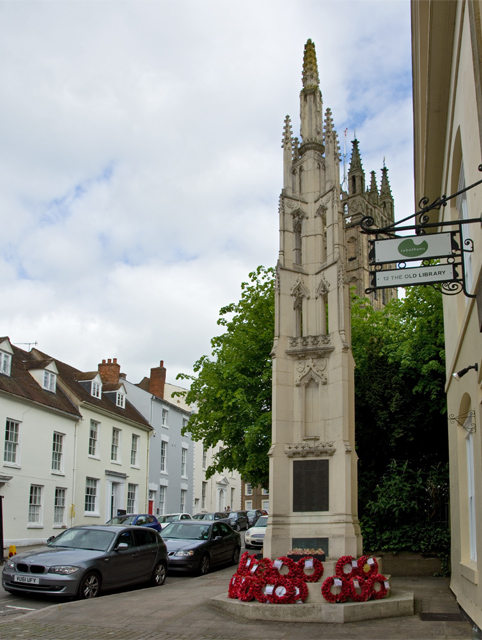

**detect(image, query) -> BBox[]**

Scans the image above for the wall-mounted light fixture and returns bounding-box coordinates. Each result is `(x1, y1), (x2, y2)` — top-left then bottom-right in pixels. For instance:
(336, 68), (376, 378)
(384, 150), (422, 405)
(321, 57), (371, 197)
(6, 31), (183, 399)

(452, 363), (478, 381)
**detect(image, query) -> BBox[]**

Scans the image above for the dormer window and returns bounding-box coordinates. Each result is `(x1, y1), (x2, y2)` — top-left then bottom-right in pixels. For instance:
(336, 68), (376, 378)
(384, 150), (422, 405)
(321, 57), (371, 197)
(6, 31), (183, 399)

(116, 392), (125, 408)
(43, 370), (56, 393)
(91, 381), (102, 398)
(0, 351), (12, 376)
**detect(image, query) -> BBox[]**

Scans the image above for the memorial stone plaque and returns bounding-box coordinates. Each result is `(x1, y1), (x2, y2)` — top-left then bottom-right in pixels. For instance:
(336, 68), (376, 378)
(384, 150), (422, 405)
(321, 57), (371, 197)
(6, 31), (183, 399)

(293, 459), (329, 512)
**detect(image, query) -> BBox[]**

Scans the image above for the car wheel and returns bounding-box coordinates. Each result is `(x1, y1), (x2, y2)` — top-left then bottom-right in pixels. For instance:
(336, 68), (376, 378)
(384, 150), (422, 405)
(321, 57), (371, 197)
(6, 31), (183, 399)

(198, 554), (210, 575)
(232, 546), (241, 565)
(78, 571), (101, 599)
(150, 561), (167, 586)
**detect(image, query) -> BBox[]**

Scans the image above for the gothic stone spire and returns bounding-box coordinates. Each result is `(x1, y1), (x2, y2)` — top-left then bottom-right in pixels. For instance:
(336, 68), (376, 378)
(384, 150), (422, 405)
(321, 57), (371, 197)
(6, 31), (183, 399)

(300, 39), (323, 148)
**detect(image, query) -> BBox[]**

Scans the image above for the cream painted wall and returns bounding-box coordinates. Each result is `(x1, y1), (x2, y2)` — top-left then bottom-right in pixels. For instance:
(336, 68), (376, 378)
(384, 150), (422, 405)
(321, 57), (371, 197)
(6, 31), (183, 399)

(0, 395), (78, 546)
(71, 405), (150, 526)
(412, 0), (482, 628)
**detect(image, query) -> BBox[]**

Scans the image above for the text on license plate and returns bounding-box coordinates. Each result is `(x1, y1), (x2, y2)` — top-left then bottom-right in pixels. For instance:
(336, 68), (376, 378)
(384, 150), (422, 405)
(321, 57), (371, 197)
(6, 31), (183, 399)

(14, 575), (40, 584)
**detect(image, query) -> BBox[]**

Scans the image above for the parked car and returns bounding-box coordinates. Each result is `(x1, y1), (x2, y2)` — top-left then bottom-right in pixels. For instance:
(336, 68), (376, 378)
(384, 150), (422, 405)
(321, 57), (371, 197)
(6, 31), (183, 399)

(2, 525), (168, 599)
(246, 509), (264, 527)
(245, 515), (268, 549)
(158, 513), (192, 530)
(106, 514), (162, 532)
(162, 519), (241, 575)
(192, 512), (229, 523)
(226, 510), (248, 531)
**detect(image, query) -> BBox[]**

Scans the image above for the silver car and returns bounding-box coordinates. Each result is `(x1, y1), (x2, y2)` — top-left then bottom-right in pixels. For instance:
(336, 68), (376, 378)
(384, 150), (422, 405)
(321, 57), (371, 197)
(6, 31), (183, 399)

(2, 525), (168, 599)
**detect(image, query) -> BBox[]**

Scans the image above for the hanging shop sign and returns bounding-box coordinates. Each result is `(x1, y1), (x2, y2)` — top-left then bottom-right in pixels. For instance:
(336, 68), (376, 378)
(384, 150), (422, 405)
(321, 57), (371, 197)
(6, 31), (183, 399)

(372, 264), (455, 289)
(359, 164), (482, 298)
(372, 232), (453, 264)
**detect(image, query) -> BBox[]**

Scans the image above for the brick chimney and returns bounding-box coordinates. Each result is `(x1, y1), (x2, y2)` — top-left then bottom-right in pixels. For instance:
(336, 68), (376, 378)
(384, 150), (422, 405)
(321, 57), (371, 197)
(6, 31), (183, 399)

(149, 360), (166, 399)
(98, 358), (121, 384)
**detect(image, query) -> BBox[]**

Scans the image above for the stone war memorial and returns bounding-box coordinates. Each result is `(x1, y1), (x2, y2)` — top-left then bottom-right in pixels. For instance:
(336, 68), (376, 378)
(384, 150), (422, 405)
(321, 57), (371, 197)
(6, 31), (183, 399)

(263, 38), (361, 562)
(213, 39), (415, 623)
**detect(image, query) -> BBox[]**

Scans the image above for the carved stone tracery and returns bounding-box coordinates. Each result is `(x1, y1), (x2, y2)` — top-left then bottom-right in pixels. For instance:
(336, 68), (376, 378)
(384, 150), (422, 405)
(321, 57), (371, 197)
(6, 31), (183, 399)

(284, 442), (336, 457)
(295, 357), (327, 386)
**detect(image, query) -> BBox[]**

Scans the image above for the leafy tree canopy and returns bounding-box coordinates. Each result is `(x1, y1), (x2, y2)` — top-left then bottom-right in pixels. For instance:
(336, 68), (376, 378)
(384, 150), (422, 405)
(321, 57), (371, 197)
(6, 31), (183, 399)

(178, 266), (274, 487)
(351, 285), (447, 506)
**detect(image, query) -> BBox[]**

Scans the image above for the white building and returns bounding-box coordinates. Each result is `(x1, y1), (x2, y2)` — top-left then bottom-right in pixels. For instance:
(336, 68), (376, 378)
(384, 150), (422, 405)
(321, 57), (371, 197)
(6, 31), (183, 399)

(0, 340), (152, 549)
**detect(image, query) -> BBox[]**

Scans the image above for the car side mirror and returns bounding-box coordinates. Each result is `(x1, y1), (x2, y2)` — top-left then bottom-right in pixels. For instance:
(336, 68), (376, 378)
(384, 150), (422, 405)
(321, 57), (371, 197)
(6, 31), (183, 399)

(214, 535), (222, 541)
(47, 535), (56, 545)
(116, 542), (129, 551)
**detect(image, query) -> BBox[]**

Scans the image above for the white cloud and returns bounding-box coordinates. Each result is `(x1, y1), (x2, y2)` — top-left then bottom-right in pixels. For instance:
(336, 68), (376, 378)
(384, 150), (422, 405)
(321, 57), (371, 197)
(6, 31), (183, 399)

(0, 0), (413, 383)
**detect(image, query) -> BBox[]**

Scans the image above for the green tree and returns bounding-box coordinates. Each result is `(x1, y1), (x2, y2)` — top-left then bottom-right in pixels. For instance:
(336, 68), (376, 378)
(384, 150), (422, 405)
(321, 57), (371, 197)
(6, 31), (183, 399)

(351, 286), (449, 567)
(178, 266), (274, 487)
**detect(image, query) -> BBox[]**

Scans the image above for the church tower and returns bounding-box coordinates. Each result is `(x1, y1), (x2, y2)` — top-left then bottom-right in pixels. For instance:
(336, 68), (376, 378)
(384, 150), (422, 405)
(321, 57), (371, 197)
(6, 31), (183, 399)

(263, 40), (362, 560)
(342, 140), (397, 309)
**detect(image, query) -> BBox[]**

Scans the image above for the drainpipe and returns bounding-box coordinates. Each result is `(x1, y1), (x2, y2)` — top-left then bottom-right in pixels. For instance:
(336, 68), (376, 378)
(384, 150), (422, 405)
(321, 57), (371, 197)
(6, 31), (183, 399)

(71, 418), (82, 527)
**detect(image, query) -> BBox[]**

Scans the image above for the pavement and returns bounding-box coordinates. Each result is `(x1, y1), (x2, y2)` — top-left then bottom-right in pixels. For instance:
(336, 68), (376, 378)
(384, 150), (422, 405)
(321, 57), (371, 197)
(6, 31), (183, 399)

(0, 564), (476, 640)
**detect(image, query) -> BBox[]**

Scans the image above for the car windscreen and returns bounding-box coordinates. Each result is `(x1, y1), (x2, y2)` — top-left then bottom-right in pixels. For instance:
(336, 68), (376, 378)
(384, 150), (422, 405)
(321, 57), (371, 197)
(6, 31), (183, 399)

(193, 513), (213, 520)
(161, 523), (211, 540)
(254, 516), (268, 527)
(107, 515), (136, 525)
(49, 528), (116, 551)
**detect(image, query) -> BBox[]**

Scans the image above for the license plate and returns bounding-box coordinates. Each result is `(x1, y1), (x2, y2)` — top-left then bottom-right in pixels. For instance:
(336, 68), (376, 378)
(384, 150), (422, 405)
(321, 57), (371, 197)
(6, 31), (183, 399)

(14, 575), (40, 584)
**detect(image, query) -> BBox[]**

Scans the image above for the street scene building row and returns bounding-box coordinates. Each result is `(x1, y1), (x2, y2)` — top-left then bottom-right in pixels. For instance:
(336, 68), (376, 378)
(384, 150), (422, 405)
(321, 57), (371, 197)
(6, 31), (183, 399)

(0, 338), (241, 547)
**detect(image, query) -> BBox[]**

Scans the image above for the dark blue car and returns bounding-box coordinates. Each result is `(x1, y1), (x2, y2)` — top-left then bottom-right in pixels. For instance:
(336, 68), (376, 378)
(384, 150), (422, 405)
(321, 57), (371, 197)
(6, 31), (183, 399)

(106, 514), (162, 533)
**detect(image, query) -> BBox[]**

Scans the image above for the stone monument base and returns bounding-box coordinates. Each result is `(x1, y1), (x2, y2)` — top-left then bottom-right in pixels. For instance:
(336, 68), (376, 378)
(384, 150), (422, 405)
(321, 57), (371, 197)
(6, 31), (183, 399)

(211, 589), (414, 624)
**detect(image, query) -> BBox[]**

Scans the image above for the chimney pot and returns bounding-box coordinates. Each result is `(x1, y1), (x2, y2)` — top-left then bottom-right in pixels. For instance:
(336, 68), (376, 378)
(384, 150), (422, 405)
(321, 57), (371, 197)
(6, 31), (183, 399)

(98, 358), (121, 384)
(149, 361), (166, 399)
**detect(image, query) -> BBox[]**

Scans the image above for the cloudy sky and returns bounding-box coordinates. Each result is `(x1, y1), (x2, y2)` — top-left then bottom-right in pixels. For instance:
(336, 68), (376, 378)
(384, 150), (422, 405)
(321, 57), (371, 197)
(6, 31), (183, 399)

(0, 0), (413, 385)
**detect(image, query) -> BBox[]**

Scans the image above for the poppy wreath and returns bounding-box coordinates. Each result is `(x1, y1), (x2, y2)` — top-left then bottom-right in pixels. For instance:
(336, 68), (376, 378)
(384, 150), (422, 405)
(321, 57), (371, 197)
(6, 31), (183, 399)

(238, 552), (258, 576)
(348, 576), (371, 602)
(267, 577), (297, 604)
(291, 576), (309, 602)
(366, 573), (388, 600)
(237, 576), (257, 602)
(357, 555), (379, 579)
(297, 556), (324, 583)
(321, 575), (351, 603)
(272, 556), (302, 580)
(335, 555), (359, 580)
(255, 557), (277, 581)
(251, 578), (272, 603)
(228, 573), (243, 599)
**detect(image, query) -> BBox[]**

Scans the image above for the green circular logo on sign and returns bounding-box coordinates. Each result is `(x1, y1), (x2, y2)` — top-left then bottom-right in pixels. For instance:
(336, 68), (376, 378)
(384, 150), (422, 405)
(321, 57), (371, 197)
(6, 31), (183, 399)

(398, 238), (429, 258)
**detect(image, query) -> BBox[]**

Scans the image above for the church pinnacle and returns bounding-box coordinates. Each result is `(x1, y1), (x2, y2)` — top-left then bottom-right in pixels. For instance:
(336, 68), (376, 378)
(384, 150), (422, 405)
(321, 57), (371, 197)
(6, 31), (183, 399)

(349, 139), (363, 172)
(299, 39), (323, 148)
(379, 164), (393, 200)
(302, 39), (320, 89)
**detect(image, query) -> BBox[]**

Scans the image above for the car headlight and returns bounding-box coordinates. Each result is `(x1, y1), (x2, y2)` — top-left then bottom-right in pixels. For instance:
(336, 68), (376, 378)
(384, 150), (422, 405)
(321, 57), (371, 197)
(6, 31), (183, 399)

(48, 565), (80, 575)
(4, 560), (15, 570)
(174, 550), (195, 557)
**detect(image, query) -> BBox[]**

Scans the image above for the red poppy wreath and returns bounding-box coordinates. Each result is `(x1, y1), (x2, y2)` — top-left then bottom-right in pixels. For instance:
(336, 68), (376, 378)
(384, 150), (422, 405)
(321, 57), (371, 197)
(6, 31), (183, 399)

(357, 555), (379, 579)
(237, 576), (257, 602)
(348, 576), (371, 602)
(321, 575), (351, 603)
(297, 556), (324, 582)
(267, 577), (297, 604)
(272, 556), (302, 580)
(291, 576), (309, 602)
(366, 573), (388, 600)
(335, 555), (359, 580)
(251, 578), (272, 603)
(228, 573), (242, 599)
